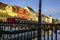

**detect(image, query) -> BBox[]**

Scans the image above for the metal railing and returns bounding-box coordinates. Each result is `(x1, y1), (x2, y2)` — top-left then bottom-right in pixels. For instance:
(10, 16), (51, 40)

(41, 24), (60, 40)
(0, 22), (60, 40)
(0, 22), (38, 40)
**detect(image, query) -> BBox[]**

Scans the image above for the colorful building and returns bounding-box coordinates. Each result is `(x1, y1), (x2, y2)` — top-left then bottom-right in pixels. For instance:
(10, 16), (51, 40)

(24, 6), (38, 21)
(42, 15), (52, 23)
(0, 2), (9, 22)
(17, 7), (30, 20)
(53, 19), (59, 24)
(0, 2), (17, 22)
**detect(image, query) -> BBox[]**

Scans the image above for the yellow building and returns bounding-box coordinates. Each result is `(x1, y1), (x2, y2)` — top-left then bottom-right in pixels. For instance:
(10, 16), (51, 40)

(5, 5), (12, 12)
(0, 2), (39, 22)
(0, 2), (8, 22)
(5, 5), (17, 17)
(0, 2), (17, 22)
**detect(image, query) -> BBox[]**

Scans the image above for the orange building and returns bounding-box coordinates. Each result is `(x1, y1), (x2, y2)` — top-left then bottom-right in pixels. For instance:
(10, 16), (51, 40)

(53, 19), (59, 24)
(17, 8), (30, 20)
(12, 5), (30, 20)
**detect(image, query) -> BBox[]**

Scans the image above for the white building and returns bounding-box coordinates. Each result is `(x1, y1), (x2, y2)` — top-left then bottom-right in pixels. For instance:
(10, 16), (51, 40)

(42, 15), (52, 24)
(48, 15), (52, 23)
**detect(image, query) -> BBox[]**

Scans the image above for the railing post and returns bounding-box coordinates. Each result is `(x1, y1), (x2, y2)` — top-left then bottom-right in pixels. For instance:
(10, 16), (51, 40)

(0, 24), (2, 40)
(54, 25), (57, 40)
(37, 0), (42, 40)
(55, 27), (57, 40)
(37, 26), (41, 40)
(47, 29), (49, 40)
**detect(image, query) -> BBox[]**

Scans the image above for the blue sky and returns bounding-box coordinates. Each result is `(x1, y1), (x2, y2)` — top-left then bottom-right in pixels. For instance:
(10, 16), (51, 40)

(42, 0), (60, 19)
(0, 0), (60, 19)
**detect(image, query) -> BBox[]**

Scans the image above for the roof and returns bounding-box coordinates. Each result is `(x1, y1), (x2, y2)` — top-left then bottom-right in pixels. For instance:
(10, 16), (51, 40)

(42, 15), (45, 17)
(24, 6), (35, 12)
(42, 15), (49, 19)
(0, 2), (8, 10)
(18, 7), (29, 14)
(45, 16), (49, 18)
(12, 5), (22, 12)
(12, 5), (21, 10)
(54, 19), (59, 21)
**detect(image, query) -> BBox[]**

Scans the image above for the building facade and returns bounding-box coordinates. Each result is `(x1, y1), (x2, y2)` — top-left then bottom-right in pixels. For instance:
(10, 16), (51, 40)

(42, 15), (52, 24)
(0, 2), (17, 22)
(24, 6), (38, 21)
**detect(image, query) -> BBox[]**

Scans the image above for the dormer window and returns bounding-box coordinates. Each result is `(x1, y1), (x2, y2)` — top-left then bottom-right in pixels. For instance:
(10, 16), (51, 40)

(5, 5), (12, 12)
(9, 6), (10, 8)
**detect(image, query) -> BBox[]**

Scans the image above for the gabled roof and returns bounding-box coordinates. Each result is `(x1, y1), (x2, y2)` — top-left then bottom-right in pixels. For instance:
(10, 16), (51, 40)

(24, 6), (35, 13)
(12, 5), (21, 10)
(0, 2), (8, 10)
(12, 5), (22, 13)
(42, 15), (49, 19)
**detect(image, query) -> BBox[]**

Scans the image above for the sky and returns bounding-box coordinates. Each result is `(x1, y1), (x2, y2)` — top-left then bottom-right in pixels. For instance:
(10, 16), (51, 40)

(0, 0), (60, 19)
(42, 0), (60, 19)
